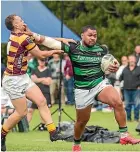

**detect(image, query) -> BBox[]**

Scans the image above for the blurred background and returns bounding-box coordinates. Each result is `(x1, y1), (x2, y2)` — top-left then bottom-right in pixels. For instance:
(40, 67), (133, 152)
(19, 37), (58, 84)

(1, 1), (140, 62)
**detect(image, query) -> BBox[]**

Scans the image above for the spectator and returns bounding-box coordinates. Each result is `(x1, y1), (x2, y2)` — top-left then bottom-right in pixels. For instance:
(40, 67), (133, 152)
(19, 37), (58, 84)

(116, 56), (128, 80)
(64, 53), (74, 105)
(119, 55), (140, 121)
(134, 45), (140, 66)
(115, 56), (128, 99)
(48, 54), (65, 105)
(27, 59), (52, 130)
(1, 57), (6, 78)
(26, 53), (38, 110)
(27, 53), (38, 77)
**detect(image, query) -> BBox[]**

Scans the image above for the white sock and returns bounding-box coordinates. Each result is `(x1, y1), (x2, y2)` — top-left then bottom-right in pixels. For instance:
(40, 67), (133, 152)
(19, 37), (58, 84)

(120, 132), (128, 138)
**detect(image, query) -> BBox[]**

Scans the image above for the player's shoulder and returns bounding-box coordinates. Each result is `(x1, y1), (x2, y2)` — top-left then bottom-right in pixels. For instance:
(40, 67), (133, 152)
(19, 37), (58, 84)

(97, 43), (109, 55)
(69, 41), (80, 50)
(19, 33), (35, 41)
(20, 34), (32, 41)
(21, 34), (35, 45)
(9, 33), (29, 44)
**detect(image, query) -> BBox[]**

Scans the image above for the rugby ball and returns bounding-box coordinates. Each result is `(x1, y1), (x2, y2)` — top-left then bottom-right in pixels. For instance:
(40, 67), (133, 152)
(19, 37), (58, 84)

(101, 54), (119, 72)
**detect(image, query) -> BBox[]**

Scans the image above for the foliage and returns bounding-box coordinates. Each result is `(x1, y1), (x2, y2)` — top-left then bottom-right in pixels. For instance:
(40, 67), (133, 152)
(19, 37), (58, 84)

(42, 1), (140, 61)
(1, 2), (140, 63)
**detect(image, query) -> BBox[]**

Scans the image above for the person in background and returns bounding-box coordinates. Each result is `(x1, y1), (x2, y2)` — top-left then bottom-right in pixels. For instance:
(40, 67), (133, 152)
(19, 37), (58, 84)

(115, 56), (128, 99)
(48, 54), (65, 105)
(1, 57), (6, 78)
(119, 55), (140, 122)
(26, 53), (38, 109)
(134, 45), (140, 66)
(116, 56), (128, 80)
(27, 59), (52, 130)
(64, 53), (74, 105)
(27, 53), (38, 77)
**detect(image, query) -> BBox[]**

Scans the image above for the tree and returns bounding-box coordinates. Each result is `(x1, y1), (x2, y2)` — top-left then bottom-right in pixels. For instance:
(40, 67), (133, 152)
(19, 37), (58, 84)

(42, 1), (140, 61)
(1, 1), (140, 63)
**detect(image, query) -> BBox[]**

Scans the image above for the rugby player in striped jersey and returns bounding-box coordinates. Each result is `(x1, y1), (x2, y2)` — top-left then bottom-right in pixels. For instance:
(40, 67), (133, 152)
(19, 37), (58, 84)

(1, 14), (75, 151)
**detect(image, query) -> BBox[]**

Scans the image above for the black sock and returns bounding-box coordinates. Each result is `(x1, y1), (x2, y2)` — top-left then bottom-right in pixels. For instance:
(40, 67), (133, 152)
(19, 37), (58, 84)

(1, 126), (9, 138)
(119, 126), (128, 133)
(74, 138), (81, 145)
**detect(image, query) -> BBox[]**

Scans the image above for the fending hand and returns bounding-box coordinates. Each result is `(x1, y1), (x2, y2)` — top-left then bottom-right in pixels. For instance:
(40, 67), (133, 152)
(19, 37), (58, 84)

(62, 39), (76, 46)
(23, 25), (33, 36)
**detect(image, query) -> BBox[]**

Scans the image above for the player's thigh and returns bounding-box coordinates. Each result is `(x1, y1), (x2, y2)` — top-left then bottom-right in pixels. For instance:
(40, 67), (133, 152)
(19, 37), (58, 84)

(25, 85), (46, 106)
(11, 97), (27, 116)
(76, 104), (92, 123)
(97, 86), (122, 107)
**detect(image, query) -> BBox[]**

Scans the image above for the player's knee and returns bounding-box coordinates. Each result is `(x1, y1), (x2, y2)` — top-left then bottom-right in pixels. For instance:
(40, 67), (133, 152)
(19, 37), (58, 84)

(18, 108), (28, 118)
(115, 101), (123, 109)
(77, 119), (89, 128)
(77, 117), (90, 126)
(111, 97), (123, 109)
(36, 97), (46, 108)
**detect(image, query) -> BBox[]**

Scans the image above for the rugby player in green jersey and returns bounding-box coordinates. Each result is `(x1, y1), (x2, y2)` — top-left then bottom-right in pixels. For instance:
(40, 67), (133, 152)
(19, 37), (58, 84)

(28, 25), (140, 151)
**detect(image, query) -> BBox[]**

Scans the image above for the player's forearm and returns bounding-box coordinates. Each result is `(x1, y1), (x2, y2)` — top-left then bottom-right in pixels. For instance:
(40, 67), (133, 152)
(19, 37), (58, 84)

(40, 50), (61, 59)
(54, 38), (67, 42)
(32, 32), (62, 49)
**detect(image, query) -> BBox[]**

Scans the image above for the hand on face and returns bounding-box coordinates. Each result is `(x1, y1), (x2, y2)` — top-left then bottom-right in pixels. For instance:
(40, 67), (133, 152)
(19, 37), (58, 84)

(23, 25), (33, 36)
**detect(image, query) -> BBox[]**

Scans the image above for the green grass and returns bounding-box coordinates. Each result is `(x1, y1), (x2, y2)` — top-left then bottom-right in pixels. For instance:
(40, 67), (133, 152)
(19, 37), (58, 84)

(6, 105), (140, 151)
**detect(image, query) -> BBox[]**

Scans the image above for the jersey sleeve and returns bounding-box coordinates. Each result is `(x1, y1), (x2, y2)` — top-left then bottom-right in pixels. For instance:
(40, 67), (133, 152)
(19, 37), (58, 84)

(61, 41), (78, 54)
(61, 42), (70, 53)
(21, 36), (36, 51)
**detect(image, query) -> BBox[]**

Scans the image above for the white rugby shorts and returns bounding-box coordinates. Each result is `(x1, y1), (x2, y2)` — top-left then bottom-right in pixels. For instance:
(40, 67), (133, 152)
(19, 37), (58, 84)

(2, 74), (35, 100)
(74, 78), (112, 109)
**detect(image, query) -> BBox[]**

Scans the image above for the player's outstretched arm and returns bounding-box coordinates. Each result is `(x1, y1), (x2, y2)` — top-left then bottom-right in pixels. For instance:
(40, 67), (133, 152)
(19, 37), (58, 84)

(32, 32), (76, 46)
(24, 26), (71, 53)
(30, 45), (64, 59)
(24, 26), (75, 49)
(54, 37), (76, 45)
(32, 33), (74, 50)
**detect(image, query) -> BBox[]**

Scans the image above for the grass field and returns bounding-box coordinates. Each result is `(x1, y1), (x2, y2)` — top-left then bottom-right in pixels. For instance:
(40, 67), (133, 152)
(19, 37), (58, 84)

(6, 105), (140, 151)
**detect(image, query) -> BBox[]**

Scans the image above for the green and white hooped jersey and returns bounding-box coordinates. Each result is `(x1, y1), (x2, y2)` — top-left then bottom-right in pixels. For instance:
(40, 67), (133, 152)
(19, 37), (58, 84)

(61, 41), (107, 89)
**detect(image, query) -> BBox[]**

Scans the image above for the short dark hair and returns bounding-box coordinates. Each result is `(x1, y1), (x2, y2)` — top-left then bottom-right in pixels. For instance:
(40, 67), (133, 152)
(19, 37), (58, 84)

(128, 54), (136, 58)
(5, 14), (16, 31)
(82, 25), (96, 33)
